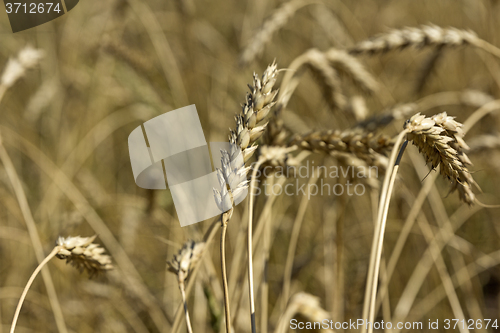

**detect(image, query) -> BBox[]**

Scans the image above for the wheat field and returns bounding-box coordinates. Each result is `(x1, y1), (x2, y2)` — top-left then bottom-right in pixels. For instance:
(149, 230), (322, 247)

(1, 0), (500, 332)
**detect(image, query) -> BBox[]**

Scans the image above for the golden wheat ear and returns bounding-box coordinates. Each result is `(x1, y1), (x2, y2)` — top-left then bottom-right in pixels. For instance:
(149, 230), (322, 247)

(168, 240), (205, 333)
(10, 235), (112, 333)
(55, 235), (113, 277)
(404, 112), (475, 205)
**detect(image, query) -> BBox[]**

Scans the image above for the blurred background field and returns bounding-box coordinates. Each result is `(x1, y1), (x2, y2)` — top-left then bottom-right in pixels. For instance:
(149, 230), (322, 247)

(1, 0), (500, 332)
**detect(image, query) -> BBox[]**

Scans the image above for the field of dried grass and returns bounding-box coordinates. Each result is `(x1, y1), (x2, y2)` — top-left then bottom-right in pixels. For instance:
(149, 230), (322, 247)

(1, 0), (500, 332)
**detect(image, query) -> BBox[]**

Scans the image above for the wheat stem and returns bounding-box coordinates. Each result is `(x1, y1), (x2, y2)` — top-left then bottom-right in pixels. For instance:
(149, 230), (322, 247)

(471, 38), (500, 60)
(361, 130), (408, 333)
(248, 157), (265, 333)
(180, 284), (194, 333)
(220, 216), (231, 333)
(260, 174), (273, 333)
(281, 173), (320, 310)
(462, 99), (500, 133)
(172, 220), (219, 333)
(0, 135), (68, 333)
(10, 246), (61, 333)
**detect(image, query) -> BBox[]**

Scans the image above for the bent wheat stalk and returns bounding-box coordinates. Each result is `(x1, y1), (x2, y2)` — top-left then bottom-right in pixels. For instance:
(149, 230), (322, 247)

(363, 111), (477, 333)
(10, 236), (112, 333)
(10, 247), (60, 333)
(361, 130), (408, 333)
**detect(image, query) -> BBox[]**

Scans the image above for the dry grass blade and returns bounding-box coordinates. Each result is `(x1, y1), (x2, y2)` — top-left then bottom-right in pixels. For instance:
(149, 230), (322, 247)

(404, 112), (476, 204)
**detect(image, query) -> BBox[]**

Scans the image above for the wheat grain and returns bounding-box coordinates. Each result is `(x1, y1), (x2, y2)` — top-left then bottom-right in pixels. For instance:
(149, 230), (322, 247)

(404, 112), (475, 204)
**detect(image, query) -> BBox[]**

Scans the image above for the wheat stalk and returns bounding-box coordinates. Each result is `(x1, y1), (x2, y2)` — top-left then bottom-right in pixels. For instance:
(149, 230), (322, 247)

(213, 62), (279, 333)
(10, 236), (112, 333)
(363, 111), (476, 333)
(168, 240), (205, 333)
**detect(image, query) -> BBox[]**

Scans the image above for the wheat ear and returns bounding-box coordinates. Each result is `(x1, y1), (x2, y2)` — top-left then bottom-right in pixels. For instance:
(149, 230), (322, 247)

(10, 236), (112, 333)
(404, 112), (476, 204)
(290, 128), (393, 167)
(349, 24), (478, 55)
(55, 235), (114, 276)
(349, 24), (500, 61)
(0, 45), (44, 103)
(213, 62), (279, 333)
(168, 240), (205, 333)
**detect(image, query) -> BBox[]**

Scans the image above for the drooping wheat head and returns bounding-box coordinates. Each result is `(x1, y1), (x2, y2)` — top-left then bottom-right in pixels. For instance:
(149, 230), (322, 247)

(55, 235), (113, 277)
(404, 112), (476, 204)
